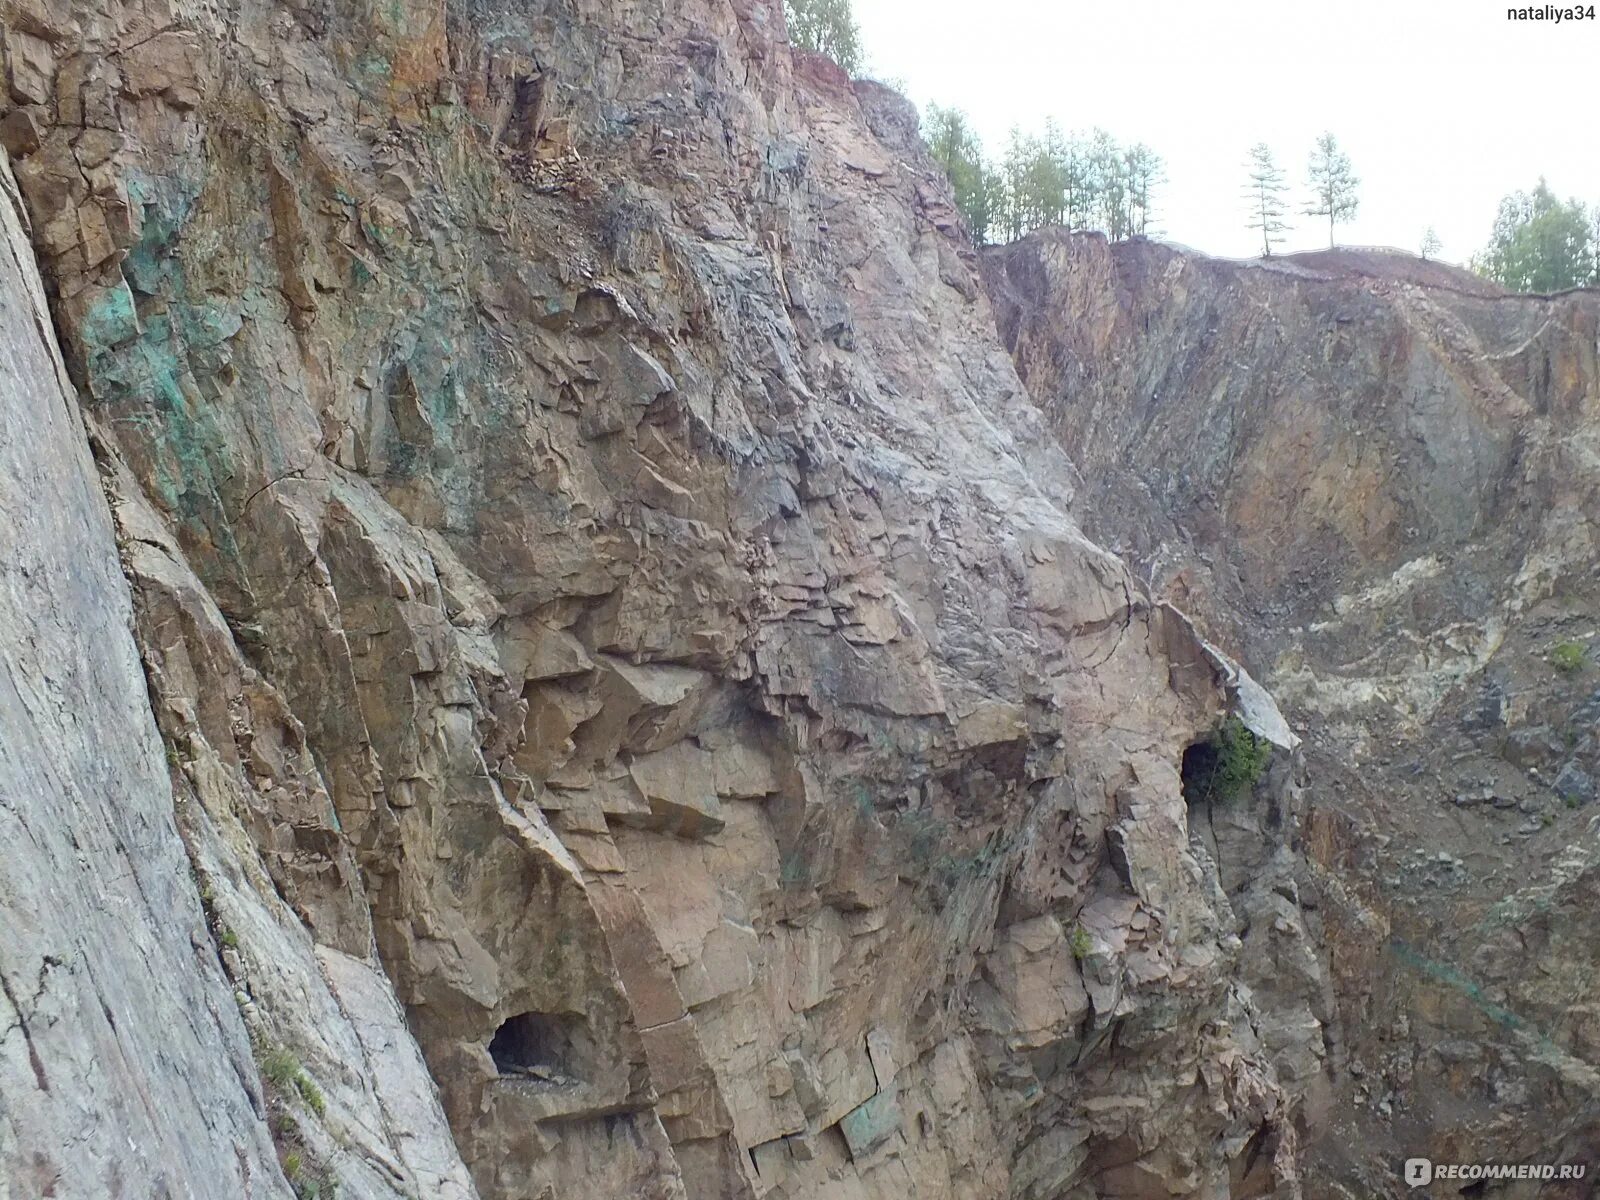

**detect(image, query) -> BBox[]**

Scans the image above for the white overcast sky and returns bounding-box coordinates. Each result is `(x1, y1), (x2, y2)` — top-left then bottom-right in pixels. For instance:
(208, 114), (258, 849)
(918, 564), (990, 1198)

(852, 0), (1598, 261)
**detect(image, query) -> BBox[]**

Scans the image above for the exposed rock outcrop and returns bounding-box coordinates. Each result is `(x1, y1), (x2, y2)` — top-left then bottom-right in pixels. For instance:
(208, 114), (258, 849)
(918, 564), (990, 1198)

(2, 132), (477, 1200)
(1, 140), (292, 1200)
(984, 230), (1600, 1196)
(2, 6), (1324, 1200)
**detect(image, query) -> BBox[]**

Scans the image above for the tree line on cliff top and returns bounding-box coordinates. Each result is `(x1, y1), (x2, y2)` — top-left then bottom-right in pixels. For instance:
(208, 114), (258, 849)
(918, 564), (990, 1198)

(923, 110), (1163, 246)
(928, 114), (1597, 293)
(786, 0), (1599, 293)
(924, 114), (1372, 258)
(1472, 182), (1599, 293)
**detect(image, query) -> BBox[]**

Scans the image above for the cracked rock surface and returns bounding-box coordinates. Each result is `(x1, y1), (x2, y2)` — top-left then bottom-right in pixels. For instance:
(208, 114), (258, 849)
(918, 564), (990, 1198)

(0, 3), (1329, 1198)
(1, 140), (294, 1200)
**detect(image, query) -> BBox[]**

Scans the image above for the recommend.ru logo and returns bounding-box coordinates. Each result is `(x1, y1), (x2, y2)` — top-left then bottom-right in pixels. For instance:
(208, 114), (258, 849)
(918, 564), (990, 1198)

(1404, 1157), (1588, 1188)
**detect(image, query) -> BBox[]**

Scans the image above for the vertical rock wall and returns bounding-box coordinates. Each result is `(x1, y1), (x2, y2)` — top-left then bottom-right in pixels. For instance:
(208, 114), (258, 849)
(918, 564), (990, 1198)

(0, 144), (292, 1199)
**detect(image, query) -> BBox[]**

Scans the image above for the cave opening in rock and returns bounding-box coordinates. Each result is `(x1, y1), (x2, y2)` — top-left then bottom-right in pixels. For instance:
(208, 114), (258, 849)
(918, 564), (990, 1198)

(488, 1011), (580, 1081)
(1181, 717), (1271, 808)
(1181, 737), (1224, 808)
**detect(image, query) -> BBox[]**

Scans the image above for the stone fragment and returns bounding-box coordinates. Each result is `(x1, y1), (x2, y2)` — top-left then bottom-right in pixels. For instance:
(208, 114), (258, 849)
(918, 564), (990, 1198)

(0, 106), (44, 156)
(625, 741), (726, 838)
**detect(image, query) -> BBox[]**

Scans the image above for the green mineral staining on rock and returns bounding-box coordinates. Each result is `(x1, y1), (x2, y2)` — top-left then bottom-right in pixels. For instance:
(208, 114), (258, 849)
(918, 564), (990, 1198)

(121, 173), (198, 295)
(183, 300), (244, 350)
(839, 1087), (902, 1158)
(79, 282), (140, 354)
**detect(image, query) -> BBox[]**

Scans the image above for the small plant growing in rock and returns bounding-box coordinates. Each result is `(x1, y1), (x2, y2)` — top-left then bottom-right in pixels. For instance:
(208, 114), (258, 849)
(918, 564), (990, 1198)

(1184, 716), (1273, 805)
(1069, 923), (1093, 960)
(295, 1074), (327, 1118)
(1216, 717), (1272, 796)
(279, 1145), (339, 1200)
(261, 1046), (302, 1092)
(259, 1045), (327, 1119)
(263, 1048), (338, 1197)
(1550, 641), (1588, 674)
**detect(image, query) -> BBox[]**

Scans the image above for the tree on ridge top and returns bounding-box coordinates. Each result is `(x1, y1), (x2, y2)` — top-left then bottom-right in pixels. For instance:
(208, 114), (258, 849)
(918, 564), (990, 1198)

(1305, 132), (1359, 249)
(786, 0), (862, 75)
(1474, 179), (1594, 293)
(1244, 143), (1291, 257)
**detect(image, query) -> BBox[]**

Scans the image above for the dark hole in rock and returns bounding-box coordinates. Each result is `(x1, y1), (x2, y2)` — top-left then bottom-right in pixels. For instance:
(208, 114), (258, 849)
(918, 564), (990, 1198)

(1181, 738), (1222, 807)
(503, 73), (545, 149)
(488, 1011), (584, 1083)
(1181, 718), (1270, 808)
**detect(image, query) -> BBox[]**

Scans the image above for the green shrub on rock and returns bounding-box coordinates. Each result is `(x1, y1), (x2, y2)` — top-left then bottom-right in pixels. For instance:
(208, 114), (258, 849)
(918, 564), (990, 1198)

(1550, 641), (1587, 674)
(1184, 716), (1272, 806)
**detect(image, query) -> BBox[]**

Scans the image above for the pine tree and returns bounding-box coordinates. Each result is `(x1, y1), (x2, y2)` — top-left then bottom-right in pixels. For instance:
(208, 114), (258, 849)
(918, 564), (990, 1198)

(1035, 119), (1069, 227)
(1420, 227), (1442, 261)
(999, 128), (1040, 242)
(1305, 132), (1359, 248)
(1061, 137), (1094, 231)
(975, 165), (1004, 245)
(1243, 143), (1290, 256)
(1087, 130), (1129, 239)
(785, 0), (861, 74)
(1589, 206), (1600, 284)
(1123, 144), (1163, 237)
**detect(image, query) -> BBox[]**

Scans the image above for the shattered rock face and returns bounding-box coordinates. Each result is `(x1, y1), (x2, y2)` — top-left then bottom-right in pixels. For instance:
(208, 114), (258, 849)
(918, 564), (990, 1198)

(3, 3), (1325, 1198)
(984, 230), (1600, 1194)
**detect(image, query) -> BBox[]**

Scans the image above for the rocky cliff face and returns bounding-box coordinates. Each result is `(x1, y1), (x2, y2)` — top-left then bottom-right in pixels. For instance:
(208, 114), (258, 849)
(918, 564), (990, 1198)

(984, 231), (1600, 1196)
(2, 4), (1321, 1199)
(2, 136), (477, 1200)
(1, 142), (298, 1200)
